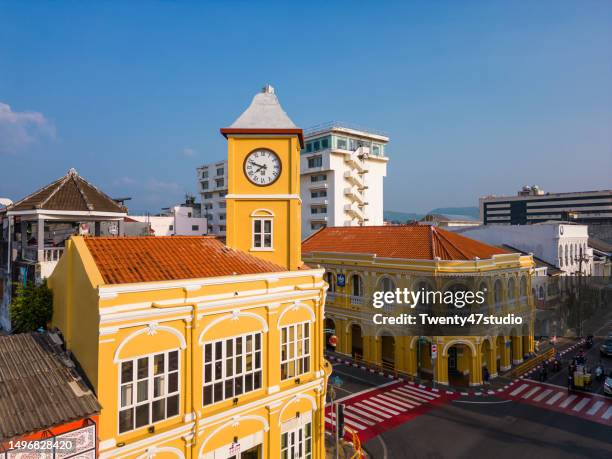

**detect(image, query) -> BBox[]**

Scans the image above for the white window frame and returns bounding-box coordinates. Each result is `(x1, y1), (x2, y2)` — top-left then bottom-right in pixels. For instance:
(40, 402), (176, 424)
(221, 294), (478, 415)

(281, 322), (311, 380)
(118, 349), (181, 435)
(202, 332), (263, 406)
(252, 217), (273, 251)
(281, 415), (313, 459)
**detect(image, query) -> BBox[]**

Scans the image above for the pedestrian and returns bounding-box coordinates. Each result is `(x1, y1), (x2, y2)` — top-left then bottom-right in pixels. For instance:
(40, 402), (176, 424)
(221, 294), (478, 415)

(568, 373), (573, 392)
(483, 367), (490, 386)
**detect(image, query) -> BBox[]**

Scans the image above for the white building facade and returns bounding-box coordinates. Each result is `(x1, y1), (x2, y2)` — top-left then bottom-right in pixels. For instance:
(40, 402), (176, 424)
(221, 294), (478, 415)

(300, 123), (388, 236)
(126, 204), (207, 236)
(196, 161), (228, 234)
(196, 122), (389, 238)
(455, 223), (593, 276)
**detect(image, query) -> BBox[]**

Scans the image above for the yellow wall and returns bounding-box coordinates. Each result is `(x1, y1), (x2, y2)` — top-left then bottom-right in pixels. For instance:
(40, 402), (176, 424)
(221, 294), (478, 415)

(50, 236), (328, 458)
(307, 251), (535, 387)
(225, 136), (302, 271)
(49, 237), (102, 390)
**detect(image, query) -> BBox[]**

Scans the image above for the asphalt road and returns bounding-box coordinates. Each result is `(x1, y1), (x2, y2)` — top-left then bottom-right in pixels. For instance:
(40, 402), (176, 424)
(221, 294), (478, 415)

(364, 395), (612, 459)
(326, 356), (612, 459)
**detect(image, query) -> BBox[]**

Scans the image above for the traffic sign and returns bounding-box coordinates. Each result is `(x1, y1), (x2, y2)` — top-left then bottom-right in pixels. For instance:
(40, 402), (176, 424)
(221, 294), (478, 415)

(328, 335), (338, 347)
(431, 344), (438, 359)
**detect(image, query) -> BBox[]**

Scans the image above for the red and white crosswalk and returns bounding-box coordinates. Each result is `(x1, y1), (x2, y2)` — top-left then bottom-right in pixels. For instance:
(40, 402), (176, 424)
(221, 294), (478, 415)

(325, 381), (457, 442)
(501, 380), (612, 426)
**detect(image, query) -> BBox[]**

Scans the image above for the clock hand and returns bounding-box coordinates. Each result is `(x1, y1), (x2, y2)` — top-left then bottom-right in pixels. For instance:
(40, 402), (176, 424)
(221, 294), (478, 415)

(249, 160), (266, 169)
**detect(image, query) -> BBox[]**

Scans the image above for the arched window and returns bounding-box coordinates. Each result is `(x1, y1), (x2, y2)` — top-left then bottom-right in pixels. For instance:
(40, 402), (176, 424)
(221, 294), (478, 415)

(379, 276), (395, 293)
(325, 272), (335, 293)
(250, 209), (274, 250)
(446, 283), (470, 310)
(538, 286), (545, 300)
(494, 279), (503, 311)
(520, 276), (527, 298)
(507, 278), (515, 301)
(351, 274), (363, 297)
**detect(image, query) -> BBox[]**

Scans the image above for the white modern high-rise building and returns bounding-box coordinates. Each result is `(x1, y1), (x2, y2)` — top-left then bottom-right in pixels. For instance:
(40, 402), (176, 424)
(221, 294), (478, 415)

(196, 122), (389, 237)
(196, 160), (228, 234)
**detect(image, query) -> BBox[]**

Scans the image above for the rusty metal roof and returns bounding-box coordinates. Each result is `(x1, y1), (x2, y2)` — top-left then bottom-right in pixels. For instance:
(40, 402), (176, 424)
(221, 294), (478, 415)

(6, 168), (126, 213)
(0, 333), (100, 442)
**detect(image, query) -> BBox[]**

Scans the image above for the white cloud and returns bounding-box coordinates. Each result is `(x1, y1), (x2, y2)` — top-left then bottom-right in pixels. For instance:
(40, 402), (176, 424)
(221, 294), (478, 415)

(182, 147), (196, 157)
(0, 102), (56, 155)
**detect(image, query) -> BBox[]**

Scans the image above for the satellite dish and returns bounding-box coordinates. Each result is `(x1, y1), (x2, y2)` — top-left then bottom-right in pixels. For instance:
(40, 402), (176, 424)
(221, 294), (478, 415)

(0, 198), (13, 207)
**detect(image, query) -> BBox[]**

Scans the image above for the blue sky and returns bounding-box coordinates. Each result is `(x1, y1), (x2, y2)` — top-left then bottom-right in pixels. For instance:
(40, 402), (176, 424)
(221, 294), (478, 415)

(1, 1), (610, 214)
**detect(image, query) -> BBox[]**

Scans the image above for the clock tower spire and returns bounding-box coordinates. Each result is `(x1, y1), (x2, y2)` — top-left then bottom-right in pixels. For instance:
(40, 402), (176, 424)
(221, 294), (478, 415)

(221, 85), (304, 271)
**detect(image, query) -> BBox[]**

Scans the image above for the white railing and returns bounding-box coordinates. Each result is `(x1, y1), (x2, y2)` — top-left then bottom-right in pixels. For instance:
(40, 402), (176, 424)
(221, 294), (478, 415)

(350, 295), (364, 306)
(43, 247), (64, 262)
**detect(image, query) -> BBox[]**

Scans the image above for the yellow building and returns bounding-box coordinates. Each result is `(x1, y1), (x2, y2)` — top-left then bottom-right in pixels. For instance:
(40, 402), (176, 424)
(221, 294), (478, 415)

(302, 225), (536, 387)
(49, 86), (328, 459)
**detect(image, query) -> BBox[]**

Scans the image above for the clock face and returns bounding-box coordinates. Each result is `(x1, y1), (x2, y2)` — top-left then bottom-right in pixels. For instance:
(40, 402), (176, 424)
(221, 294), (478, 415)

(244, 149), (281, 186)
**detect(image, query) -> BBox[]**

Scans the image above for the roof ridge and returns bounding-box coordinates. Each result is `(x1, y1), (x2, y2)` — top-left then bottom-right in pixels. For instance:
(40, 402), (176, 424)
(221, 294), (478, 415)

(7, 175), (65, 210)
(71, 173), (95, 211)
(37, 171), (73, 209)
(433, 226), (471, 259)
(429, 226), (437, 259)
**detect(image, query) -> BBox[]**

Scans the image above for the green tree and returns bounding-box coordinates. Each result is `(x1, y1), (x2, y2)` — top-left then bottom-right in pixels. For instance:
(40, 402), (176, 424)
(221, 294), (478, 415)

(10, 280), (53, 333)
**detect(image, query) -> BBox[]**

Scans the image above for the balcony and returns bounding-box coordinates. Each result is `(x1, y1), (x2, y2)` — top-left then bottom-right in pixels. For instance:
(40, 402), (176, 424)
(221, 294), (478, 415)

(310, 197), (328, 206)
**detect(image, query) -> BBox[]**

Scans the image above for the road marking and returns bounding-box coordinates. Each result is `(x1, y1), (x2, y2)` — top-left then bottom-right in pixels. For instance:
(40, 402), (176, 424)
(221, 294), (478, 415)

(344, 409), (375, 426)
(586, 400), (604, 416)
(329, 375), (398, 403)
(572, 398), (590, 412)
(345, 405), (383, 423)
(602, 406), (612, 420)
(394, 386), (434, 402)
(392, 389), (429, 405)
(559, 395), (577, 408)
(510, 383), (528, 396)
(522, 387), (541, 399)
(384, 391), (422, 407)
(371, 396), (409, 412)
(546, 392), (564, 405)
(377, 394), (415, 410)
(362, 398), (401, 415)
(344, 416), (368, 430)
(355, 402), (391, 419)
(400, 385), (439, 398)
(533, 389), (552, 402)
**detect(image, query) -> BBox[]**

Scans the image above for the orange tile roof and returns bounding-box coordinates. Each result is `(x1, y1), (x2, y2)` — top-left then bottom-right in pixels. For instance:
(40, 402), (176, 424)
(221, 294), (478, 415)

(302, 225), (510, 261)
(83, 236), (286, 285)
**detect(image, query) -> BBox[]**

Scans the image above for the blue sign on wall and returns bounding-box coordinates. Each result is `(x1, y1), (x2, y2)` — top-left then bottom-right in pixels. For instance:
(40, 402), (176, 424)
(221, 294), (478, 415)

(337, 274), (346, 287)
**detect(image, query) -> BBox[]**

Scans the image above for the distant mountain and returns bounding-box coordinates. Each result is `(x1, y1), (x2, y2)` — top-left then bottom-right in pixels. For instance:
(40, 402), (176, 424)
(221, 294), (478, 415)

(383, 211), (423, 223)
(428, 206), (480, 219)
(384, 206), (480, 223)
